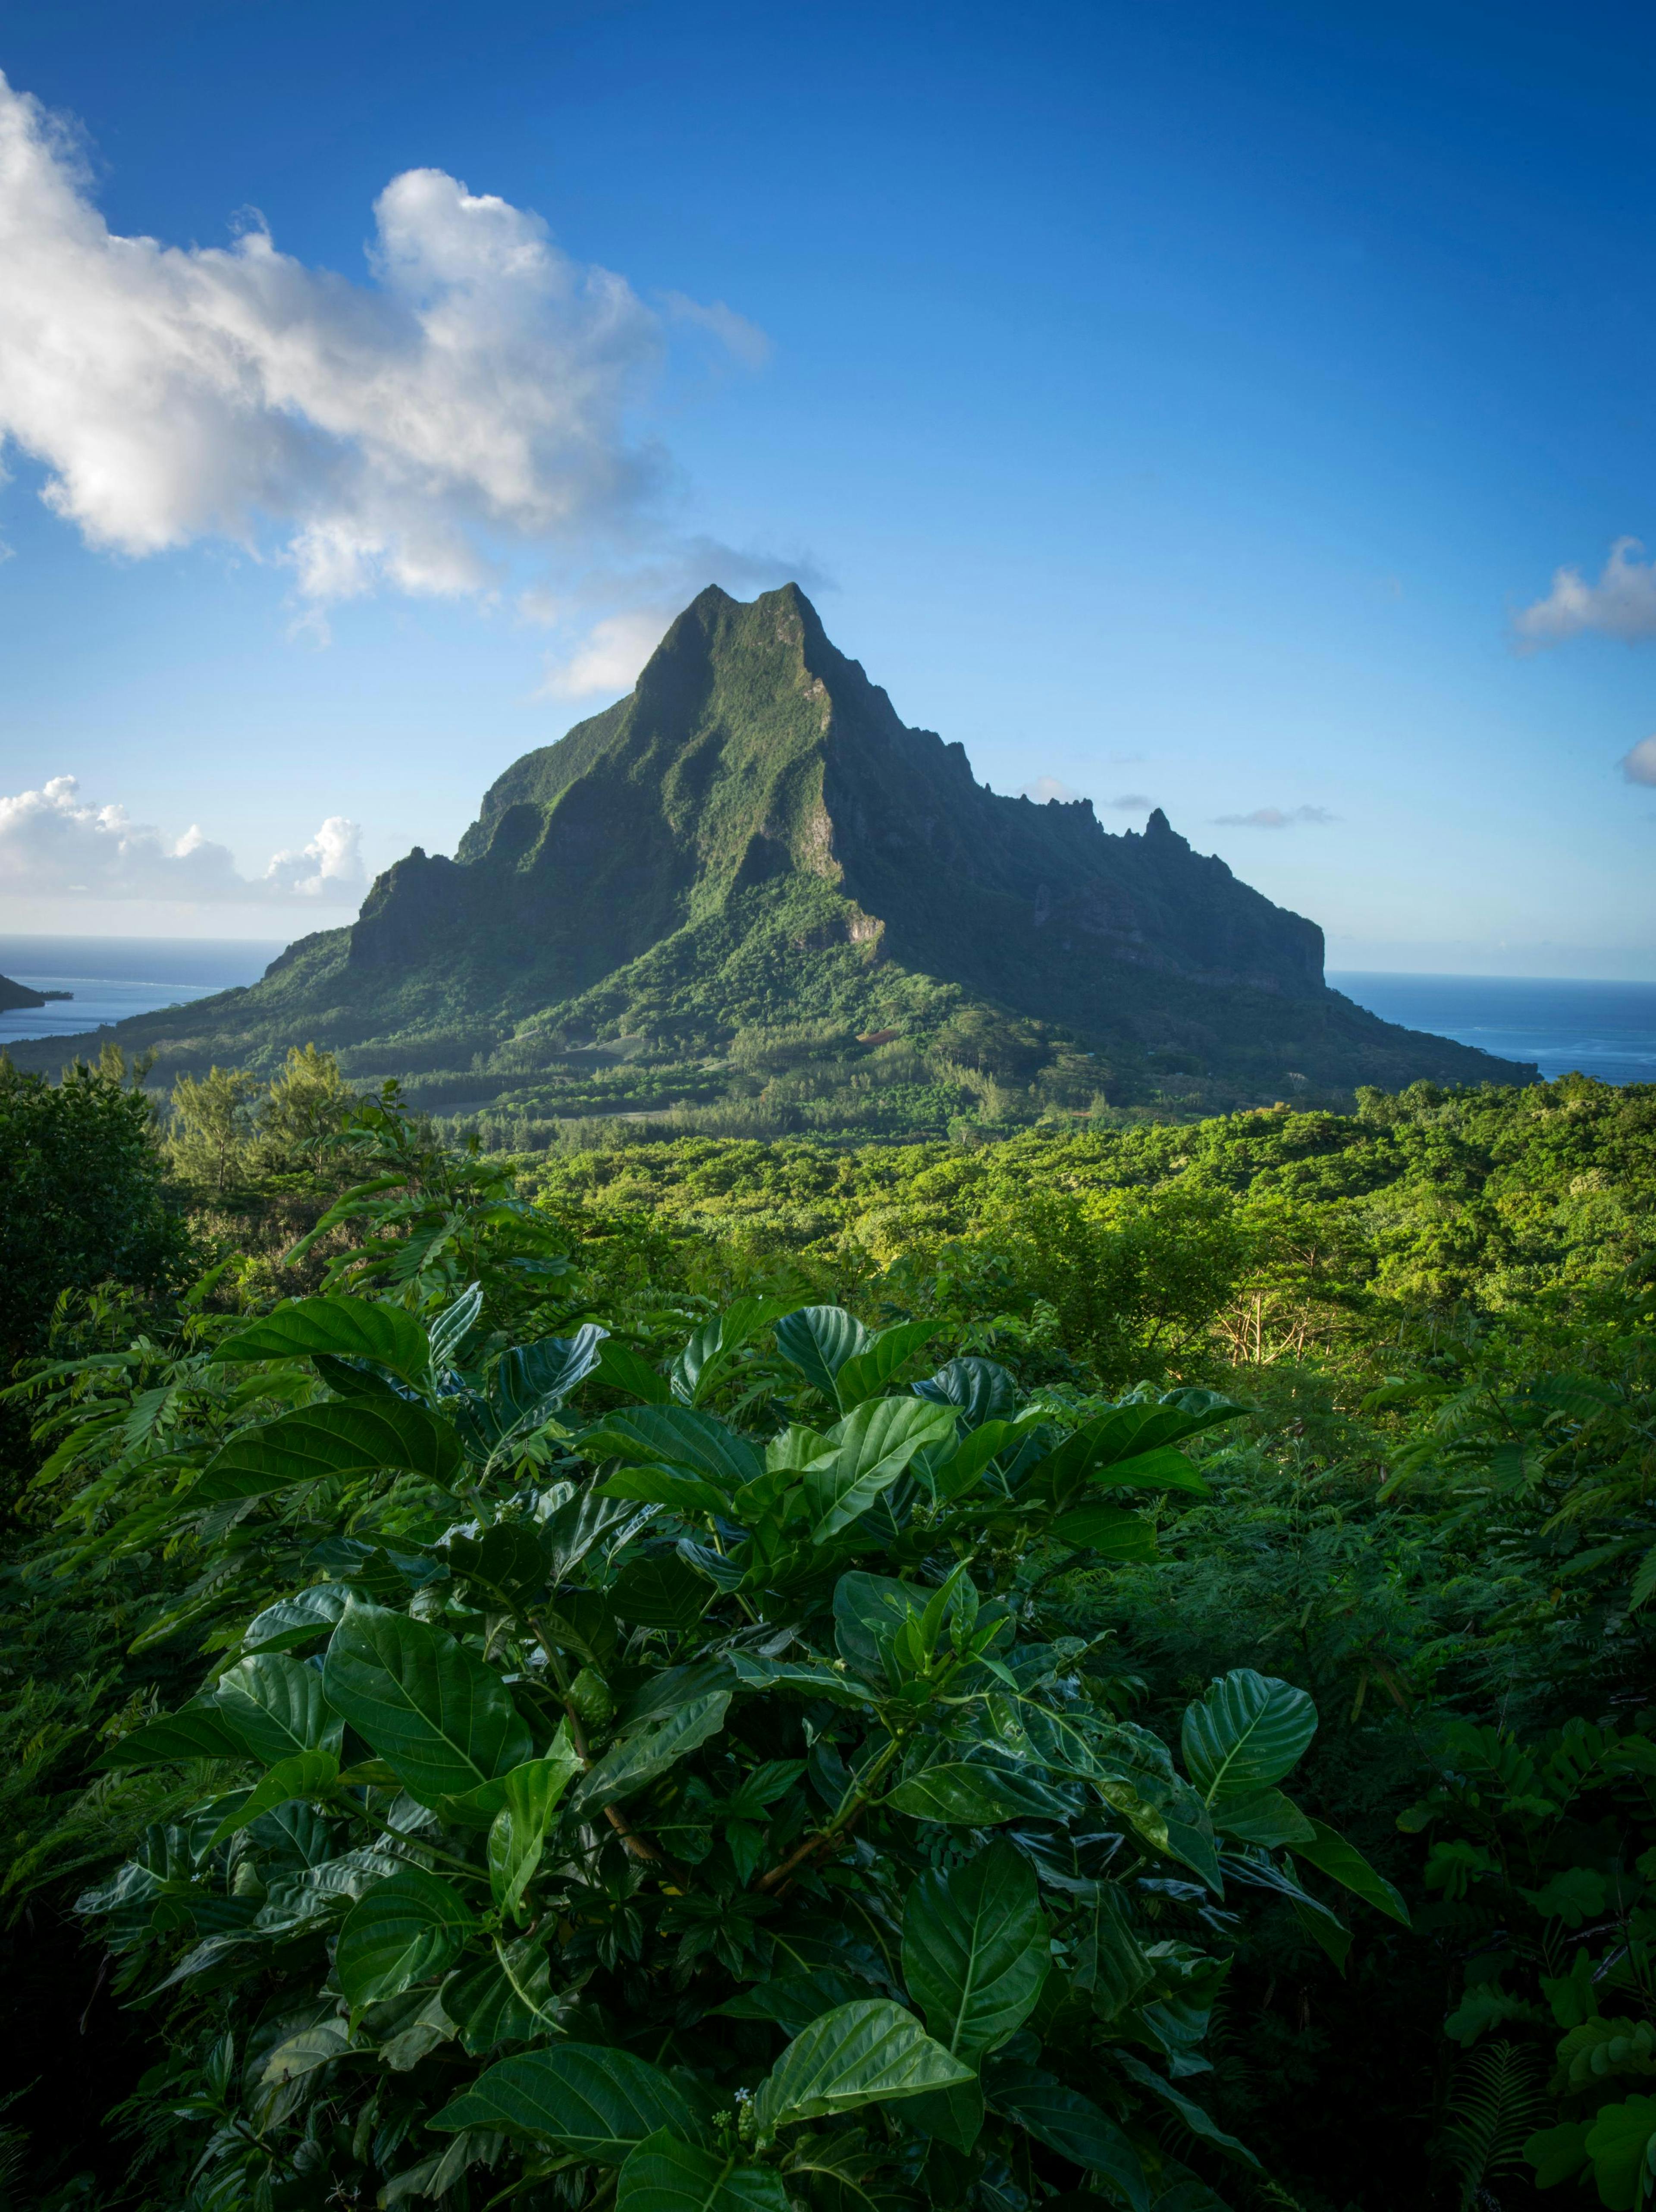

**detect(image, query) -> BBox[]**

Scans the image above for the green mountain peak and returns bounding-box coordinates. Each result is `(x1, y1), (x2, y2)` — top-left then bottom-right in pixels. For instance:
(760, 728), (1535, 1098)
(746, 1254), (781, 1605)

(9, 583), (1533, 1111)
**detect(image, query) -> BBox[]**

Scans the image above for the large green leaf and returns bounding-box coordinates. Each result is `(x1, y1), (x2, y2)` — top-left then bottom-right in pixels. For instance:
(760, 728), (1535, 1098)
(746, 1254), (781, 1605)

(886, 1753), (1078, 1825)
(488, 1738), (582, 1918)
(242, 1584), (351, 1655)
(1209, 1786), (1315, 1848)
(1291, 1819), (1410, 1925)
(215, 1654), (342, 1766)
(572, 1692), (731, 1816)
(494, 1326), (608, 1424)
(585, 1406), (763, 1492)
(715, 1970), (872, 2037)
(1051, 1502), (1159, 1561)
(1114, 2052), (1261, 2168)
(335, 1866), (477, 2009)
(94, 1698), (248, 1769)
(753, 2000), (974, 2136)
(985, 2062), (1151, 2210)
(431, 2045), (709, 2161)
(617, 2131), (791, 2212)
(1584, 2096), (1656, 2212)
(805, 1399), (957, 1538)
(180, 1401), (461, 1506)
(1027, 1397), (1243, 1506)
(834, 1572), (927, 1681)
(207, 1750), (340, 1844)
(775, 1307), (870, 1402)
(1084, 1445), (1212, 1498)
(901, 1839), (1049, 2058)
(211, 1297), (431, 1382)
(1180, 1670), (1317, 1802)
(595, 1339), (674, 1404)
(444, 1936), (557, 2054)
(832, 1320), (941, 1411)
(322, 1602), (532, 1805)
(913, 1357), (1018, 1430)
(610, 1553), (712, 1630)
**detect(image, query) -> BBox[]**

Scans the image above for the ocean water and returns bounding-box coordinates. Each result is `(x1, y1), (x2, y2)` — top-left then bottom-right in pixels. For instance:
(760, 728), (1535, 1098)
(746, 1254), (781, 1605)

(3, 939), (1652, 1088)
(1331, 973), (1656, 1087)
(0, 936), (286, 1048)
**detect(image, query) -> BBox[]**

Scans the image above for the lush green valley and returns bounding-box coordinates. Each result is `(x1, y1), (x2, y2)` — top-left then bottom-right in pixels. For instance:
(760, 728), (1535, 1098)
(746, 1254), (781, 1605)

(1, 1049), (1652, 2212)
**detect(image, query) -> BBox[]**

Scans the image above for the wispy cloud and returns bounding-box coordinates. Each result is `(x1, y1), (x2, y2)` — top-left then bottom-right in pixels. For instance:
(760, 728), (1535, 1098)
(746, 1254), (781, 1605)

(1214, 804), (1336, 829)
(1101, 792), (1153, 811)
(1515, 537), (1656, 647)
(0, 72), (765, 610)
(0, 776), (367, 903)
(1623, 735), (1656, 786)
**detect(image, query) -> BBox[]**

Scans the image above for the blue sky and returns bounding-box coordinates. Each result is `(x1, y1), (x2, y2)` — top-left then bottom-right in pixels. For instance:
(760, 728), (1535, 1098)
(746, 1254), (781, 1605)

(1, 0), (1653, 972)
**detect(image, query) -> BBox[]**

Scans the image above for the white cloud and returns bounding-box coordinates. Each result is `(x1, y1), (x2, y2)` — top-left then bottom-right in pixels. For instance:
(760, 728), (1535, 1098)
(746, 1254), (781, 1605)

(0, 73), (765, 606)
(0, 776), (367, 903)
(1214, 804), (1336, 829)
(527, 539), (832, 701)
(539, 610), (671, 700)
(1623, 735), (1656, 786)
(1515, 537), (1656, 647)
(1019, 775), (1082, 804)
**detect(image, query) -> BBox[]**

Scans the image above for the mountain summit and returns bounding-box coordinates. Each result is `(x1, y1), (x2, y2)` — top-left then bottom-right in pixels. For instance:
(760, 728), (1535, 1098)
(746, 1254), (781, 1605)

(13, 584), (1530, 1109)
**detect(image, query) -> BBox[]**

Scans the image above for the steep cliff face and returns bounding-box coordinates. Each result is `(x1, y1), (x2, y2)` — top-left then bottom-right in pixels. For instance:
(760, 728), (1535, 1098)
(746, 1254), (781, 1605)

(4, 582), (1532, 1098)
(345, 582), (1326, 1025)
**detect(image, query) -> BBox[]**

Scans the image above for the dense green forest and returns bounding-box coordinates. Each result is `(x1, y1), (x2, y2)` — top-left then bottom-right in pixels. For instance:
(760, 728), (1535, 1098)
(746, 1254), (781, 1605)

(1, 1045), (1653, 2212)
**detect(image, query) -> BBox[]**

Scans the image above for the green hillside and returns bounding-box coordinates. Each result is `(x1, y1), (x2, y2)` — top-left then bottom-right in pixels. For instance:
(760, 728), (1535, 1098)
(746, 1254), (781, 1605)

(5, 584), (1532, 1130)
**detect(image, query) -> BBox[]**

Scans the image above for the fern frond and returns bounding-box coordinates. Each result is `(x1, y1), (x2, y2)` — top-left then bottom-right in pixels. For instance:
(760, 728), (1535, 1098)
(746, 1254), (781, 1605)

(1441, 2040), (1546, 2211)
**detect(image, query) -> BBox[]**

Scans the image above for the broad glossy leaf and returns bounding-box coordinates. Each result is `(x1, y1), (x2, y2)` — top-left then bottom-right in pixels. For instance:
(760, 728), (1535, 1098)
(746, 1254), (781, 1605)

(494, 1325), (608, 1425)
(1085, 1445), (1211, 1498)
(336, 1866), (477, 2008)
(431, 2044), (709, 2161)
(208, 1750), (340, 1845)
(445, 1936), (556, 2054)
(716, 1970), (872, 2037)
(753, 2000), (974, 2135)
(887, 1752), (1079, 1825)
(1051, 1502), (1158, 1560)
(896, 2078), (986, 2153)
(322, 1601), (532, 1805)
(833, 1320), (941, 1411)
(259, 2021), (351, 2089)
(243, 1583), (351, 1654)
(618, 2130), (791, 2212)
(440, 1521), (549, 1609)
(95, 1698), (248, 1769)
(586, 1406), (763, 1491)
(775, 1307), (870, 1402)
(1584, 2096), (1656, 2212)
(727, 1653), (878, 1708)
(834, 1572), (928, 1680)
(985, 2061), (1150, 2210)
(180, 1400), (461, 1506)
(610, 1553), (712, 1629)
(913, 1357), (1018, 1430)
(572, 1692), (731, 1815)
(542, 1490), (645, 1580)
(594, 1339), (673, 1404)
(489, 1736), (582, 1917)
(902, 1839), (1049, 2057)
(211, 1297), (430, 1382)
(428, 1282), (484, 1373)
(1291, 1819), (1411, 1925)
(1524, 2121), (1592, 2190)
(1181, 1671), (1317, 1801)
(1209, 1786), (1315, 1848)
(600, 1467), (732, 1518)
(1028, 1397), (1244, 1506)
(216, 1653), (342, 1766)
(806, 1399), (957, 1538)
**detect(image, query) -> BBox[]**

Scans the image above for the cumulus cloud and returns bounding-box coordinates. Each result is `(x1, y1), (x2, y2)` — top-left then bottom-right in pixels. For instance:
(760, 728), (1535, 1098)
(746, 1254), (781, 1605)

(1623, 735), (1656, 786)
(1214, 805), (1336, 829)
(0, 72), (763, 606)
(1019, 775), (1082, 804)
(1515, 537), (1656, 648)
(0, 776), (367, 902)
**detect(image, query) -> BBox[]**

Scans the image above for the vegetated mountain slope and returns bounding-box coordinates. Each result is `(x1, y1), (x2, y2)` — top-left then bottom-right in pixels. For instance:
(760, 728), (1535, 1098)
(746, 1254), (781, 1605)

(7, 584), (1530, 1108)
